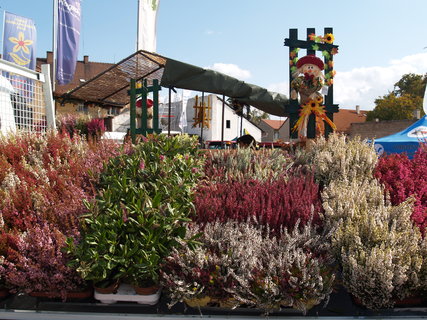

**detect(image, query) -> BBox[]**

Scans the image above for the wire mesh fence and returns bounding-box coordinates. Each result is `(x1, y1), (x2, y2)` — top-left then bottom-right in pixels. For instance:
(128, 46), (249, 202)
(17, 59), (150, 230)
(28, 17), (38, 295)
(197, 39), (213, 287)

(0, 60), (55, 135)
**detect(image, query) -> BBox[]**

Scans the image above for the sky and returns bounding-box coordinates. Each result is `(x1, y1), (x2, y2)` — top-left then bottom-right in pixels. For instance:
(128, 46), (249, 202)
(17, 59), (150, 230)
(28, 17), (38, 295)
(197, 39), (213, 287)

(1, 0), (427, 112)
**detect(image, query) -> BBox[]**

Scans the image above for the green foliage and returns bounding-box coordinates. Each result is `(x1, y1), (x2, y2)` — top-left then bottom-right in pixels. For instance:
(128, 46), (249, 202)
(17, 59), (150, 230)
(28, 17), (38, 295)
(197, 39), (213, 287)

(248, 108), (270, 125)
(366, 93), (423, 121)
(67, 134), (204, 286)
(367, 73), (427, 121)
(393, 73), (427, 97)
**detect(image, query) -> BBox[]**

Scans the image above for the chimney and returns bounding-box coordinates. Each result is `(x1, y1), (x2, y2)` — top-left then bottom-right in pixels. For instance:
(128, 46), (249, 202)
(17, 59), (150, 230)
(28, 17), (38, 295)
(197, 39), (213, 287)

(83, 55), (89, 64)
(414, 109), (421, 119)
(47, 51), (53, 65)
(355, 105), (360, 114)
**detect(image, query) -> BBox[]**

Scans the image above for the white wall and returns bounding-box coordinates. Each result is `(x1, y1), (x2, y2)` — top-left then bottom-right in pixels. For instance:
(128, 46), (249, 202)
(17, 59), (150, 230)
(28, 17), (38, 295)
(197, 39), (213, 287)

(186, 94), (262, 142)
(111, 93), (262, 142)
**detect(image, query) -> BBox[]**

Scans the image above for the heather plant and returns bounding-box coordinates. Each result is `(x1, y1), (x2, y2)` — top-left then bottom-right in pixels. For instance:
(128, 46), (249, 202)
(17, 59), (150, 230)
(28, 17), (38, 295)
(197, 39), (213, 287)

(375, 151), (427, 236)
(2, 222), (86, 301)
(322, 177), (424, 309)
(0, 132), (122, 233)
(203, 148), (294, 182)
(68, 134), (204, 288)
(0, 132), (123, 296)
(86, 118), (106, 139)
(294, 134), (378, 186)
(161, 220), (335, 314)
(194, 172), (322, 232)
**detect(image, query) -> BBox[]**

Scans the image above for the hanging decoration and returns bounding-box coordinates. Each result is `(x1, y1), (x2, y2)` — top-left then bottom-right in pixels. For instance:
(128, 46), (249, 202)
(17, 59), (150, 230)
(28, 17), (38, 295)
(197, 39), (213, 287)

(192, 95), (212, 128)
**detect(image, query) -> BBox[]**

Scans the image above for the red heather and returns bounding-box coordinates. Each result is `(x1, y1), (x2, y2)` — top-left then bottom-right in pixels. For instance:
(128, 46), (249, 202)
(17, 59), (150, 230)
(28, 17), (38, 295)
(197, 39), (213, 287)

(194, 174), (322, 232)
(374, 149), (427, 236)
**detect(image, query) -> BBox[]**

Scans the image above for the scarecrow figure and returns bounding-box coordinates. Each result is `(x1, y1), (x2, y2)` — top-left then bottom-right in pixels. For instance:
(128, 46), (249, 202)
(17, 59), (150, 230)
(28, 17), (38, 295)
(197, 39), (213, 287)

(290, 55), (336, 138)
(290, 55), (325, 105)
(136, 98), (154, 129)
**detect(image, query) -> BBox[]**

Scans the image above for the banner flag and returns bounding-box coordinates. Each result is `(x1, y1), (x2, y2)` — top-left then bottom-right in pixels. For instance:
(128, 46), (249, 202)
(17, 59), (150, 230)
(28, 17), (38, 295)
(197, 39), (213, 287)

(56, 0), (81, 85)
(2, 12), (37, 70)
(137, 0), (160, 52)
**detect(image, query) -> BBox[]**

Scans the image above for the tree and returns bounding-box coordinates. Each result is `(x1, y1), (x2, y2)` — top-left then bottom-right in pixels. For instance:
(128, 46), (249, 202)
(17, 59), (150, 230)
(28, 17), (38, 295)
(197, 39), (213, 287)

(393, 73), (427, 97)
(248, 108), (270, 125)
(366, 93), (422, 121)
(366, 73), (426, 121)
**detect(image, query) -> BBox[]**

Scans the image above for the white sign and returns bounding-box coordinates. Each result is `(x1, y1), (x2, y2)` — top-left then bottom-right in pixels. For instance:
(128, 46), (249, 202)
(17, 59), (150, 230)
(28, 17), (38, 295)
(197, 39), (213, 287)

(407, 126), (427, 138)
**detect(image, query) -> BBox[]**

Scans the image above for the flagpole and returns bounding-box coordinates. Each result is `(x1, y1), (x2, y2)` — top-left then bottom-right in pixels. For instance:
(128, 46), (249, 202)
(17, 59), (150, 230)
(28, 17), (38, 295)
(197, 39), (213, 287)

(52, 0), (58, 92)
(2, 11), (5, 55)
(136, 0), (140, 50)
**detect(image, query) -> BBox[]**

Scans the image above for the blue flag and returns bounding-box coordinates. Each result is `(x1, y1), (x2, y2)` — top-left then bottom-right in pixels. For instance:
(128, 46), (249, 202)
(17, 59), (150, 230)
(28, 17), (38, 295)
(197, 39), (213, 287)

(56, 0), (81, 85)
(2, 12), (36, 70)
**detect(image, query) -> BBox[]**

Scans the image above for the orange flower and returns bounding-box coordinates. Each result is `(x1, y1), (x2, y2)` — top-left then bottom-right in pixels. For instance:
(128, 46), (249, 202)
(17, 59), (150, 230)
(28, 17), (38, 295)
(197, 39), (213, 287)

(308, 33), (316, 41)
(328, 60), (334, 68)
(331, 48), (339, 55)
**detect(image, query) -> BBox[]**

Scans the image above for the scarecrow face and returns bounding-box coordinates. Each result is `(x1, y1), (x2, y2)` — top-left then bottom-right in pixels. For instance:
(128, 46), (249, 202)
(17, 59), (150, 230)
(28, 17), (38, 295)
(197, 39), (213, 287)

(302, 63), (321, 76)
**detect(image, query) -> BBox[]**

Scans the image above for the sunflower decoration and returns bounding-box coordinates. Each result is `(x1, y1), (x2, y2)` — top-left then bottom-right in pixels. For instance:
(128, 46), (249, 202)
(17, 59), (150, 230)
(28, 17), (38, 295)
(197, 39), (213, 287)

(292, 98), (336, 138)
(323, 33), (335, 44)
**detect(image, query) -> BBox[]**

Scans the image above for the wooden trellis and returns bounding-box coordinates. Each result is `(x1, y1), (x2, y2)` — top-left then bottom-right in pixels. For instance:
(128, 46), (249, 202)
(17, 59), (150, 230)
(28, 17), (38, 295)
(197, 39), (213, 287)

(129, 78), (162, 143)
(192, 94), (212, 128)
(284, 27), (339, 139)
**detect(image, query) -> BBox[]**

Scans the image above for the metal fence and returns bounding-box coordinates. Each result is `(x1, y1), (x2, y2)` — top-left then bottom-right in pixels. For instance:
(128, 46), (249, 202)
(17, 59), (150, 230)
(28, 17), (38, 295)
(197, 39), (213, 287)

(0, 59), (55, 135)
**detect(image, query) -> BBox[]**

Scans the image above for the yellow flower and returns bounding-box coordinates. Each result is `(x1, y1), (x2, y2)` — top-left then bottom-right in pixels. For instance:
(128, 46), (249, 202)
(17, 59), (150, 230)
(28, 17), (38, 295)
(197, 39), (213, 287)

(316, 96), (324, 104)
(9, 32), (33, 54)
(323, 33), (334, 44)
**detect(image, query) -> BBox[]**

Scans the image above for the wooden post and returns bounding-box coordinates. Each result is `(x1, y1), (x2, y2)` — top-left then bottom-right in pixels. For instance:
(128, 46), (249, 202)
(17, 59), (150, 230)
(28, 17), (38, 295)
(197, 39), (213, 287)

(130, 79), (136, 144)
(152, 79), (160, 131)
(288, 28), (300, 140)
(324, 27), (336, 137)
(306, 28), (316, 139)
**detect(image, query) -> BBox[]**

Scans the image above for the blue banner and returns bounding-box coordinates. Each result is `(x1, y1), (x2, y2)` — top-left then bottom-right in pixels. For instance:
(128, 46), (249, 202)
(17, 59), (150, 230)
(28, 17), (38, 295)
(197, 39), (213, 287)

(2, 12), (36, 70)
(56, 0), (81, 85)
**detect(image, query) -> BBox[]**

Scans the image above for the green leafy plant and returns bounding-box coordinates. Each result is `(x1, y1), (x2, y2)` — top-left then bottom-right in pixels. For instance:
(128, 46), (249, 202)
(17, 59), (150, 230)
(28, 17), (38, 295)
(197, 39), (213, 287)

(68, 134), (204, 288)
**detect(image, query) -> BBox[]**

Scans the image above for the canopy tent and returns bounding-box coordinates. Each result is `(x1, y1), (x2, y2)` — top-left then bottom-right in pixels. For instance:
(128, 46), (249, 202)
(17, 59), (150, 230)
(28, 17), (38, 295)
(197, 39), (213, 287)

(374, 116), (427, 158)
(63, 50), (289, 116)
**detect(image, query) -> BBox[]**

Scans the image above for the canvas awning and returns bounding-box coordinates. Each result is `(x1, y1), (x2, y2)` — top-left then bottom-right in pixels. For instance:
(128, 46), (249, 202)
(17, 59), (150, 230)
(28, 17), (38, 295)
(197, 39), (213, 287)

(63, 50), (289, 116)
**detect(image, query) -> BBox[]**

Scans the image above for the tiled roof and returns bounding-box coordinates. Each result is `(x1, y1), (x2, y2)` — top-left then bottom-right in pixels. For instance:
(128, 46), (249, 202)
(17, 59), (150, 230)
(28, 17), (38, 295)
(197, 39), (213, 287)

(36, 52), (114, 97)
(333, 108), (368, 133)
(261, 119), (286, 130)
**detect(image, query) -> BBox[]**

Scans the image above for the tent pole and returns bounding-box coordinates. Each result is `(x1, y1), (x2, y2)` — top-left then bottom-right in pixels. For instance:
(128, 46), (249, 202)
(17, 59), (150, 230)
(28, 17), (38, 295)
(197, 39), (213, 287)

(221, 94), (225, 148)
(168, 87), (171, 136)
(200, 92), (205, 148)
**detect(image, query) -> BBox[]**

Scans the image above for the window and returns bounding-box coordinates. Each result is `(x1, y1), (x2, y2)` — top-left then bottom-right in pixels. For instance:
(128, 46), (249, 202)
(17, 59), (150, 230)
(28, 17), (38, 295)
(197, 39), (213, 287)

(77, 103), (89, 114)
(226, 120), (231, 129)
(273, 130), (279, 141)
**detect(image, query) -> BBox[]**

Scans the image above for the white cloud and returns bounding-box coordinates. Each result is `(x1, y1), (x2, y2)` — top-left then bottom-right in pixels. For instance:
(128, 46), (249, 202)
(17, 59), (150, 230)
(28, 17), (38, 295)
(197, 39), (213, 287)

(207, 63), (252, 80)
(267, 52), (427, 111)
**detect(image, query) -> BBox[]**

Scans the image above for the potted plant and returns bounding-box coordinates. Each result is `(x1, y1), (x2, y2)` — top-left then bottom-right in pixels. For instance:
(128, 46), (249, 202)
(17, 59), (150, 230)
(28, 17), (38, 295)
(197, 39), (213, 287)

(161, 219), (335, 314)
(68, 134), (204, 299)
(322, 177), (424, 309)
